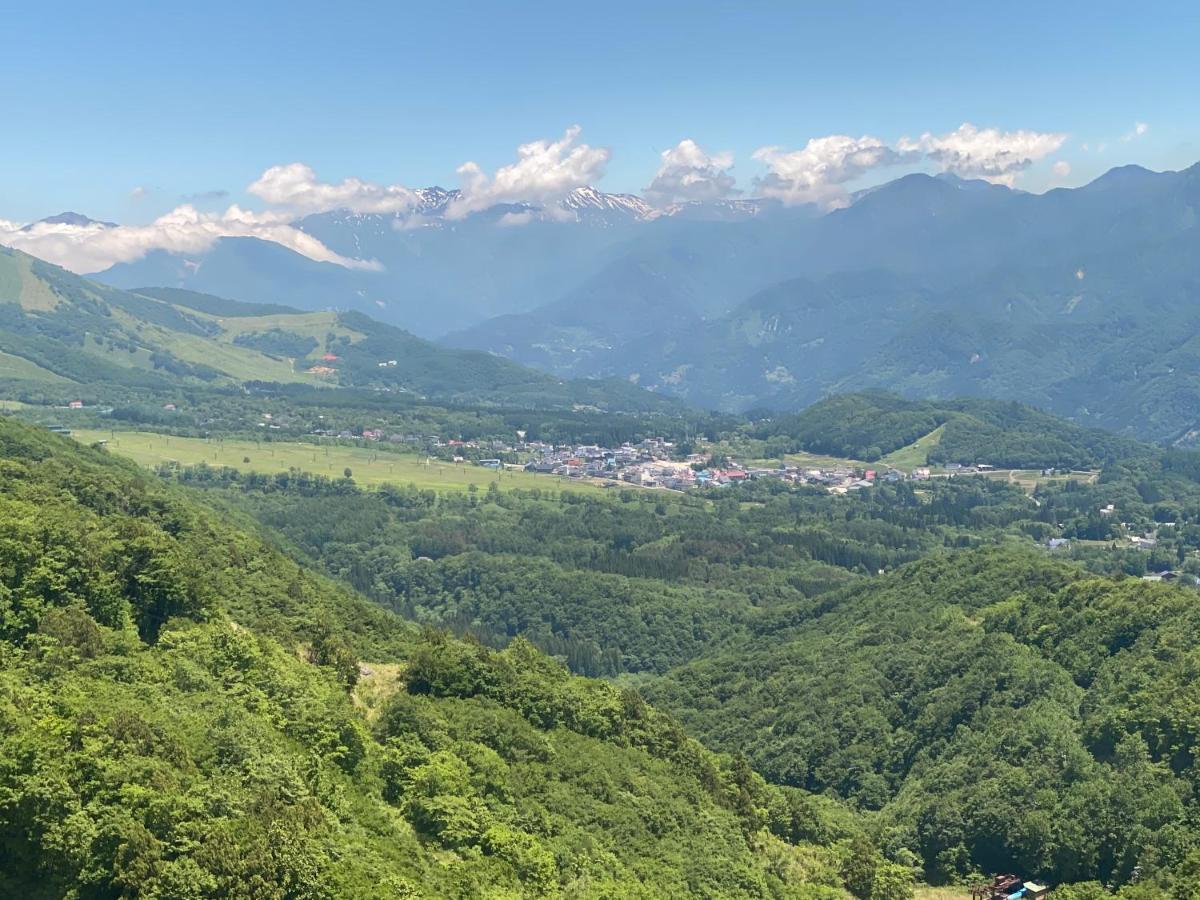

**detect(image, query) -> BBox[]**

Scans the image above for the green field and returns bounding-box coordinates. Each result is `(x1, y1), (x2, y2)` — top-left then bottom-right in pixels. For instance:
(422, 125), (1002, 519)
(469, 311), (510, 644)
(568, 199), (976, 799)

(0, 350), (72, 383)
(781, 449), (868, 469)
(779, 424), (944, 473)
(72, 429), (602, 494)
(880, 424), (945, 469)
(153, 329), (309, 383)
(978, 467), (1100, 494)
(205, 310), (362, 344)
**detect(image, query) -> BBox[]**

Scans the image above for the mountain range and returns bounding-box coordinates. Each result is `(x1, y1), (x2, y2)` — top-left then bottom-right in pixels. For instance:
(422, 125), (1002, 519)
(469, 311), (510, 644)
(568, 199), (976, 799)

(451, 164), (1200, 441)
(0, 245), (674, 412)
(94, 186), (804, 336)
(58, 160), (1200, 440)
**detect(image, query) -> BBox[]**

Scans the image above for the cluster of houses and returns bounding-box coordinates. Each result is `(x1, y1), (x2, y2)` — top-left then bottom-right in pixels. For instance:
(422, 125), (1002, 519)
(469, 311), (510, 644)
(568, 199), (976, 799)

(514, 439), (931, 493)
(293, 428), (957, 494)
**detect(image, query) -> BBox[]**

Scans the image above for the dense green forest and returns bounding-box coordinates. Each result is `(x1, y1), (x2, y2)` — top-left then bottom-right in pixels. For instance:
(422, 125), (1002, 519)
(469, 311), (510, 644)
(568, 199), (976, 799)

(0, 417), (877, 898)
(160, 465), (1039, 674)
(644, 548), (1200, 887)
(160, 433), (1200, 679)
(145, 411), (1200, 896)
(13, 387), (1200, 896)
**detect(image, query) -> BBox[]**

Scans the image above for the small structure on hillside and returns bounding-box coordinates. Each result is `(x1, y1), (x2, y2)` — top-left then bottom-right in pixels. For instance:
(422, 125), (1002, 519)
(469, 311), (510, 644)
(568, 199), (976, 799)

(971, 876), (1049, 900)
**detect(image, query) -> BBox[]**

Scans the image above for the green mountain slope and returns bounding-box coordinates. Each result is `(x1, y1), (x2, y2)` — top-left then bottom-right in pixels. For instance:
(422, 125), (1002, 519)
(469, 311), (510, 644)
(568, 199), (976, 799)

(752, 392), (1147, 467)
(0, 246), (676, 412)
(139, 397), (1200, 896)
(644, 547), (1200, 888)
(0, 416), (859, 898)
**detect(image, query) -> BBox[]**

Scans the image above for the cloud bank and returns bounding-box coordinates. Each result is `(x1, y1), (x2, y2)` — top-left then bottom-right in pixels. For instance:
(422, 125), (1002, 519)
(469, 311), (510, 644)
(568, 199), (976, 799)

(446, 126), (609, 219)
(753, 135), (914, 207)
(0, 121), (1078, 271)
(644, 139), (739, 206)
(0, 206), (380, 274)
(897, 123), (1068, 186)
(248, 163), (418, 215)
(752, 123), (1068, 207)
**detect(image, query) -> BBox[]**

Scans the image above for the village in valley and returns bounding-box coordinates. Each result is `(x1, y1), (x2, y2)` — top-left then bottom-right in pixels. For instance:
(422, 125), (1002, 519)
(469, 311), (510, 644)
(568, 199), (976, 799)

(512, 435), (919, 491)
(438, 433), (990, 493)
(42, 398), (1074, 495)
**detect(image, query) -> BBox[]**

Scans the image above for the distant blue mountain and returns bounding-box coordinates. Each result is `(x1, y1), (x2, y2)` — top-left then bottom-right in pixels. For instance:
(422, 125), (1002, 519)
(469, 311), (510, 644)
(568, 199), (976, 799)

(95, 162), (1200, 439)
(93, 189), (810, 337)
(452, 162), (1200, 441)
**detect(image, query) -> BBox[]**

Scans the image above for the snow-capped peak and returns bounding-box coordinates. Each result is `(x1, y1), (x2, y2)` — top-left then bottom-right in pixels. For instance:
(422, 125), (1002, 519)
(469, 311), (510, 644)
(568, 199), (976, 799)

(559, 186), (654, 220)
(411, 186), (460, 214)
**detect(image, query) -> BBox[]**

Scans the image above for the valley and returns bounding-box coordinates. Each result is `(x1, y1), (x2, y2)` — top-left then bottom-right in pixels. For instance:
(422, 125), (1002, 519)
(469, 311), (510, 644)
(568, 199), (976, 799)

(7, 269), (1200, 895)
(5, 40), (1200, 896)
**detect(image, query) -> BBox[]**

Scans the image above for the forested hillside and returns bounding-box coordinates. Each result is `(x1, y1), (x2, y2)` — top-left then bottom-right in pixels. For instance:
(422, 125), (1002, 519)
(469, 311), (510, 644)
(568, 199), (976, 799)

(752, 393), (1146, 468)
(645, 548), (1200, 887)
(143, 408), (1200, 896)
(0, 245), (676, 413)
(0, 417), (867, 898)
(160, 464), (1042, 674)
(13, 387), (1200, 895)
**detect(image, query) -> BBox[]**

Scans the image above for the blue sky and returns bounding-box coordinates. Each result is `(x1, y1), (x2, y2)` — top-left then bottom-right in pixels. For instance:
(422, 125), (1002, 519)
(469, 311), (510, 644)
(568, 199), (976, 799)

(2, 0), (1198, 225)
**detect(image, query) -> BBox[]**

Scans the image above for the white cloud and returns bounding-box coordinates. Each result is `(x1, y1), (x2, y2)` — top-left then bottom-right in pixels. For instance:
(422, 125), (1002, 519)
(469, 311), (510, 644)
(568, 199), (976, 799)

(445, 126), (609, 219)
(1052, 160), (1072, 178)
(0, 205), (380, 274)
(129, 186), (150, 202)
(247, 162), (418, 215)
(1122, 121), (1149, 142)
(643, 139), (739, 206)
(0, 162), (410, 273)
(752, 135), (913, 208)
(898, 122), (1067, 185)
(4, 121), (1081, 270)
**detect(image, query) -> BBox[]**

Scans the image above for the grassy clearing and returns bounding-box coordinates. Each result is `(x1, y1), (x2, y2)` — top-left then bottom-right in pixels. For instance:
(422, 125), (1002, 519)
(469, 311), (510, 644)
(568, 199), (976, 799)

(782, 449), (869, 470)
(352, 662), (407, 723)
(978, 468), (1100, 494)
(83, 330), (156, 370)
(735, 426), (946, 473)
(71, 429), (602, 494)
(0, 351), (72, 383)
(206, 310), (360, 343)
(12, 252), (60, 311)
(914, 887), (970, 900)
(881, 424), (945, 470)
(153, 329), (310, 383)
